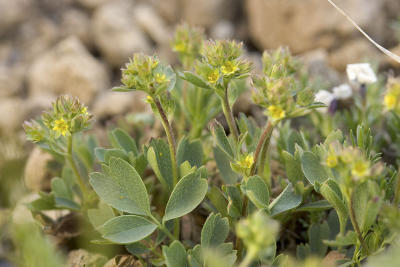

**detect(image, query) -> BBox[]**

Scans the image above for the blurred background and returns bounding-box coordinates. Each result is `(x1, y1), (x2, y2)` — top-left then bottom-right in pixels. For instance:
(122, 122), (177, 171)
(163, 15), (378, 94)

(1, 0), (400, 264)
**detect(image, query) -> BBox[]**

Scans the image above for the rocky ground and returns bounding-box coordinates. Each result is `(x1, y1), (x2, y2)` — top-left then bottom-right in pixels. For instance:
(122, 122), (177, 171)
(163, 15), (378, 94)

(0, 0), (400, 202)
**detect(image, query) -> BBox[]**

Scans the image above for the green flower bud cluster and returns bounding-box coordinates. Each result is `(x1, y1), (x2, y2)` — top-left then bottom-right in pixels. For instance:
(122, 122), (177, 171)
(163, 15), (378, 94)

(118, 54), (176, 97)
(194, 40), (252, 90)
(171, 23), (204, 68)
(252, 48), (316, 123)
(231, 154), (254, 178)
(323, 141), (377, 186)
(24, 95), (93, 142)
(383, 77), (400, 113)
(236, 211), (279, 259)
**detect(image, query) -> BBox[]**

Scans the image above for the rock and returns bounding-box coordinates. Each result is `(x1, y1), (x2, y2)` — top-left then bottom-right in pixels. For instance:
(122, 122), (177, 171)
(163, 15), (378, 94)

(0, 63), (25, 97)
(15, 17), (60, 62)
(61, 9), (92, 46)
(245, 0), (386, 53)
(301, 49), (340, 86)
(92, 90), (150, 118)
(24, 147), (53, 192)
(67, 249), (107, 267)
(28, 37), (109, 103)
(12, 194), (37, 224)
(210, 20), (235, 40)
(182, 0), (235, 28)
(0, 98), (26, 133)
(0, 0), (33, 34)
(133, 4), (171, 46)
(149, 0), (179, 24)
(92, 0), (150, 67)
(328, 39), (381, 71)
(24, 94), (55, 120)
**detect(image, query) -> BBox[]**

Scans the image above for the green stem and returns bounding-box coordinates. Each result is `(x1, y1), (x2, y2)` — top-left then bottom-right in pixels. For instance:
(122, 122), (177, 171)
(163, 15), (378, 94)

(348, 190), (370, 256)
(149, 214), (177, 242)
(221, 86), (239, 141)
(67, 135), (88, 204)
(153, 97), (180, 239)
(393, 167), (400, 205)
(238, 250), (256, 267)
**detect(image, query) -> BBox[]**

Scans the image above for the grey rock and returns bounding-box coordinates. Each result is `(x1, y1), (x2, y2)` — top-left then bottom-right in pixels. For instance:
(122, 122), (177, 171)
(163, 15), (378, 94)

(246, 0), (386, 53)
(91, 0), (150, 67)
(28, 37), (110, 103)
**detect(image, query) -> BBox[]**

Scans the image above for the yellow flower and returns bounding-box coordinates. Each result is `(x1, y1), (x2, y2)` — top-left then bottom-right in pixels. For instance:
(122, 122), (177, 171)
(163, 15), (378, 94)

(52, 118), (69, 136)
(326, 154), (338, 168)
(81, 107), (88, 115)
(268, 105), (285, 120)
(207, 69), (220, 84)
(384, 93), (397, 110)
(145, 95), (154, 104)
(173, 42), (186, 53)
(237, 154), (254, 170)
(155, 73), (167, 84)
(351, 160), (370, 178)
(221, 61), (238, 75)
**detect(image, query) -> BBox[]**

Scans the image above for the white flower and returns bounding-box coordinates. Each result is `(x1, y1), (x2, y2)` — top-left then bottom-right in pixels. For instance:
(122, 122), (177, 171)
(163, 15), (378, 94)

(315, 90), (335, 112)
(346, 63), (377, 84)
(333, 84), (352, 100)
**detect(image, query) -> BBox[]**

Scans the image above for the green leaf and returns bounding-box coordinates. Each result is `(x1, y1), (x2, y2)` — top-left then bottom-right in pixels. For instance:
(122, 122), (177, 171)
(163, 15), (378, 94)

(282, 150), (306, 184)
(104, 149), (129, 164)
(27, 192), (56, 211)
(201, 213), (229, 248)
(212, 122), (234, 159)
(208, 186), (228, 216)
(308, 222), (329, 256)
(111, 128), (139, 156)
(163, 240), (189, 267)
(269, 183), (302, 216)
(51, 177), (80, 210)
(296, 200), (332, 212)
(112, 86), (133, 92)
(320, 179), (348, 234)
(244, 176), (270, 209)
(188, 245), (203, 267)
(147, 139), (173, 191)
(353, 181), (383, 233)
(99, 215), (157, 244)
(94, 147), (106, 162)
(178, 71), (212, 90)
(222, 185), (242, 219)
(324, 231), (358, 247)
(177, 137), (203, 168)
(126, 242), (150, 256)
(87, 202), (115, 228)
(163, 172), (208, 222)
(213, 146), (240, 184)
(89, 158), (150, 215)
(301, 151), (329, 185)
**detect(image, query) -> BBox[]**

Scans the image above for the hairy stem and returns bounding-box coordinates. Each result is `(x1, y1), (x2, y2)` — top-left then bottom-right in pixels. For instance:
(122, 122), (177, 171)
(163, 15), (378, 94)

(236, 196), (249, 261)
(236, 122), (274, 260)
(250, 121), (274, 176)
(153, 97), (180, 239)
(67, 135), (88, 205)
(393, 167), (400, 204)
(221, 86), (239, 141)
(349, 190), (370, 256)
